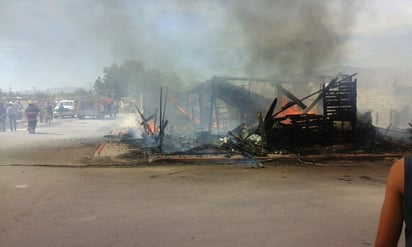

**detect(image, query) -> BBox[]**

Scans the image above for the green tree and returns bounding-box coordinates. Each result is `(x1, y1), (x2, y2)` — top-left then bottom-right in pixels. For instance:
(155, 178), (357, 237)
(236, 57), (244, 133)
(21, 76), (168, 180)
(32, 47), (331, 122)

(93, 59), (183, 113)
(93, 76), (107, 97)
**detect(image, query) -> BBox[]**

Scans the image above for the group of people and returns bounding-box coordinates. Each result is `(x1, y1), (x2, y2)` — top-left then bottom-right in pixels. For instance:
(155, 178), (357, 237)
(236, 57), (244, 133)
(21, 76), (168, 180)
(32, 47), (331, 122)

(0, 101), (20, 132)
(0, 100), (40, 133)
(39, 102), (54, 124)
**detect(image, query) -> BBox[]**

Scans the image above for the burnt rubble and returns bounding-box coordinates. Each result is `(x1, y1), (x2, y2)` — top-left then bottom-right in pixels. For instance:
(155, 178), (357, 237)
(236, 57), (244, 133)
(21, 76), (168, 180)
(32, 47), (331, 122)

(113, 73), (412, 165)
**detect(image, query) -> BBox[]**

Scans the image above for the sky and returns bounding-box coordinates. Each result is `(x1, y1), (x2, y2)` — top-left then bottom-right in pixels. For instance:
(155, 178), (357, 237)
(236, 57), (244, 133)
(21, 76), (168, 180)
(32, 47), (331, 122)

(0, 0), (412, 92)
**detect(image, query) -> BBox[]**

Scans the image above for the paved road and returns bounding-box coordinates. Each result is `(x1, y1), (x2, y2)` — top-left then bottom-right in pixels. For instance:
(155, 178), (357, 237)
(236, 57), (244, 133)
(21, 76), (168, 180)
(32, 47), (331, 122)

(0, 115), (400, 247)
(0, 116), (125, 166)
(0, 116), (121, 148)
(0, 164), (394, 247)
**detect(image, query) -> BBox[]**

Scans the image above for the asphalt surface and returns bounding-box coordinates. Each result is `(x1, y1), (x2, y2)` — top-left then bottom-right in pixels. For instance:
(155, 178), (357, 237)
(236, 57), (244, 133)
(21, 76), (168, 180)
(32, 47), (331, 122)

(0, 114), (403, 247)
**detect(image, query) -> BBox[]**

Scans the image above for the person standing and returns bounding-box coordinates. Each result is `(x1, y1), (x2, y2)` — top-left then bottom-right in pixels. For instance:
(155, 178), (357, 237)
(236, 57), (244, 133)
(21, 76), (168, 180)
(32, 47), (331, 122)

(16, 101), (24, 127)
(46, 102), (53, 123)
(375, 156), (412, 247)
(112, 102), (119, 119)
(6, 102), (17, 132)
(0, 103), (6, 132)
(98, 103), (105, 120)
(25, 100), (40, 133)
(58, 102), (65, 113)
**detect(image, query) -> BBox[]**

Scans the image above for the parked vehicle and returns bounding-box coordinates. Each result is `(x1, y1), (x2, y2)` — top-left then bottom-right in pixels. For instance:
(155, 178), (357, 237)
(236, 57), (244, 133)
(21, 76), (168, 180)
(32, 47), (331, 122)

(54, 99), (76, 118)
(75, 97), (114, 119)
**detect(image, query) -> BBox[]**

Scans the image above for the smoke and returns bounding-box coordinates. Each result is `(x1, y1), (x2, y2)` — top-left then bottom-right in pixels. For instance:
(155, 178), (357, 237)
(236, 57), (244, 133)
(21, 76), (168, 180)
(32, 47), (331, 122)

(0, 0), (362, 90)
(220, 0), (359, 79)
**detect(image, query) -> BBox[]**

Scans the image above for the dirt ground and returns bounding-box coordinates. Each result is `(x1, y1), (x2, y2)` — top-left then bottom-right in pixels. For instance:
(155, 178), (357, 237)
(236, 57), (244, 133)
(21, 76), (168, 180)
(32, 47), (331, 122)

(0, 117), (408, 246)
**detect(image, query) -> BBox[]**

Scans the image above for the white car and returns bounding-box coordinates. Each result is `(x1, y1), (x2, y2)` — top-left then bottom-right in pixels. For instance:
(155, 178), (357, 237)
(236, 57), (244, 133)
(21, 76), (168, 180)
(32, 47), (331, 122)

(54, 99), (76, 118)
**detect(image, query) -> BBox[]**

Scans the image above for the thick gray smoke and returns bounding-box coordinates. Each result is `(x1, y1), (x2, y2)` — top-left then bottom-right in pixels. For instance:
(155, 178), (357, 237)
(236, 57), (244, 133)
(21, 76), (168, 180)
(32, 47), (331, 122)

(0, 0), (361, 90)
(220, 0), (359, 79)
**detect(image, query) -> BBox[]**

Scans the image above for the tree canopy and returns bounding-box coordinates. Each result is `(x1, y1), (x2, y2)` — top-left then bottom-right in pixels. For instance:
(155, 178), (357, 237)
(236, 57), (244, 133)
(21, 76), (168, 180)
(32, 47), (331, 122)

(93, 60), (183, 102)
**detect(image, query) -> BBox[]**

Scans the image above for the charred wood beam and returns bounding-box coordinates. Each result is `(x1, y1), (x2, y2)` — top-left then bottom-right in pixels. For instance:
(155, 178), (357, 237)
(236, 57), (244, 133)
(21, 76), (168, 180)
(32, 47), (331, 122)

(302, 78), (338, 114)
(135, 105), (154, 135)
(264, 98), (277, 123)
(274, 84), (307, 110)
(227, 131), (263, 156)
(159, 87), (168, 154)
(159, 87), (163, 152)
(303, 73), (357, 114)
(271, 88), (324, 118)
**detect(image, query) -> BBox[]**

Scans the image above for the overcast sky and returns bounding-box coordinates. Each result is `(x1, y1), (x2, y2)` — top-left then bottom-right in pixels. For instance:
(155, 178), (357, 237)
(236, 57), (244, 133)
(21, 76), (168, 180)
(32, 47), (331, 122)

(0, 0), (411, 92)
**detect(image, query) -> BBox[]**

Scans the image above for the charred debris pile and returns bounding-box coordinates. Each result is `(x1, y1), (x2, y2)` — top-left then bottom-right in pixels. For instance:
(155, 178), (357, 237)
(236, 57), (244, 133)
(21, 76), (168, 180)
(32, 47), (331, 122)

(116, 74), (412, 165)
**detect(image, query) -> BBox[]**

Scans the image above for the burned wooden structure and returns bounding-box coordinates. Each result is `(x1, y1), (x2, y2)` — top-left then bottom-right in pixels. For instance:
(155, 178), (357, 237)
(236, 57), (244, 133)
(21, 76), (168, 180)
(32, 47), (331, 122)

(262, 73), (359, 153)
(189, 73), (365, 155)
(113, 74), (412, 165)
(189, 76), (297, 134)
